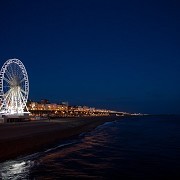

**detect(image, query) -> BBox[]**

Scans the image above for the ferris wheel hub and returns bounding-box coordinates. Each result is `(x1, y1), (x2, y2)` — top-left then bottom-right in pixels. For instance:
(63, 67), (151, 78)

(10, 77), (20, 87)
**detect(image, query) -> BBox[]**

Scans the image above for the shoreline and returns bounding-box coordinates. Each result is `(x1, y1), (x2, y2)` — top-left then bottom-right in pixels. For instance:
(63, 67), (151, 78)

(0, 116), (122, 162)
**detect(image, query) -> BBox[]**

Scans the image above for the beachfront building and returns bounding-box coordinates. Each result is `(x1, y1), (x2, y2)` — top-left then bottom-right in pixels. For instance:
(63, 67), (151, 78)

(27, 101), (111, 118)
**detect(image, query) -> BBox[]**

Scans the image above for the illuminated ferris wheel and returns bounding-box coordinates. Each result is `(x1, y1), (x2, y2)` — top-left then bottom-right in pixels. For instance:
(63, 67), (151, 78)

(0, 59), (29, 114)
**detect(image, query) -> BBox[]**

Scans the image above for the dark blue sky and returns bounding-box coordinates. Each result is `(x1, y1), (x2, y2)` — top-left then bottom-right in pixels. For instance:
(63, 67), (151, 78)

(0, 0), (180, 114)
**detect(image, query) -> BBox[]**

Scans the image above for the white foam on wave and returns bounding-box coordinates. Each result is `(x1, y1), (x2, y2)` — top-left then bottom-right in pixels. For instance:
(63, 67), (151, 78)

(44, 141), (77, 153)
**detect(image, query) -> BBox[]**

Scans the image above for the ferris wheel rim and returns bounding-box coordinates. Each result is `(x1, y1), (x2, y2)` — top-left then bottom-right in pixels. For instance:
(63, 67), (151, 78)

(0, 58), (29, 114)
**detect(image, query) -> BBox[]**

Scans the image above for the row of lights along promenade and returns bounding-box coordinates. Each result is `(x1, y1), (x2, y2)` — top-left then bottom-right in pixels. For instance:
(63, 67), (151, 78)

(27, 99), (136, 119)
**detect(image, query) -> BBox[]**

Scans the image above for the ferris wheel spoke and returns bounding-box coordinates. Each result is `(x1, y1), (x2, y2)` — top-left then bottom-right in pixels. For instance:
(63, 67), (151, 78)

(3, 94), (10, 103)
(15, 66), (18, 77)
(19, 91), (26, 106)
(9, 63), (15, 78)
(20, 77), (26, 83)
(19, 69), (24, 80)
(19, 91), (24, 100)
(16, 65), (20, 77)
(3, 80), (10, 88)
(4, 88), (12, 98)
(5, 70), (13, 81)
(12, 63), (16, 76)
(3, 77), (11, 85)
(5, 93), (12, 108)
(4, 92), (11, 103)
(18, 66), (22, 77)
(3, 90), (12, 104)
(17, 90), (22, 105)
(7, 65), (12, 75)
(20, 88), (26, 95)
(12, 63), (17, 77)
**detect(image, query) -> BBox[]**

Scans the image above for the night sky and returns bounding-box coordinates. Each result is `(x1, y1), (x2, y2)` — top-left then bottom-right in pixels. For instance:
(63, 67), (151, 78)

(0, 0), (179, 114)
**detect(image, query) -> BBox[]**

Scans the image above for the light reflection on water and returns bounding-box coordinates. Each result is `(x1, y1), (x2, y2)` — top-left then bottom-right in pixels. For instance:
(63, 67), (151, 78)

(0, 160), (34, 180)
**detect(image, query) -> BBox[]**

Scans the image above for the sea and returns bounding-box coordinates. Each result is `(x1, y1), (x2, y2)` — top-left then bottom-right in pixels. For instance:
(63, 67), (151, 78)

(0, 115), (180, 179)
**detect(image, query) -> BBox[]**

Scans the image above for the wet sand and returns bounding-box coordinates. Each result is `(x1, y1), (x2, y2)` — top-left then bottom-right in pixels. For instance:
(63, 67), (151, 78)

(0, 116), (119, 162)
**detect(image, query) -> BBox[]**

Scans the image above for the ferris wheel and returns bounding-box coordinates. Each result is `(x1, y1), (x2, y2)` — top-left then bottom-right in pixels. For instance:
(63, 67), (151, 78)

(0, 58), (29, 114)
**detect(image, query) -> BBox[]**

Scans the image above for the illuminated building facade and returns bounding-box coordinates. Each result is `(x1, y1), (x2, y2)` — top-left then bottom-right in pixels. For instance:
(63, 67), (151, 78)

(27, 101), (111, 118)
